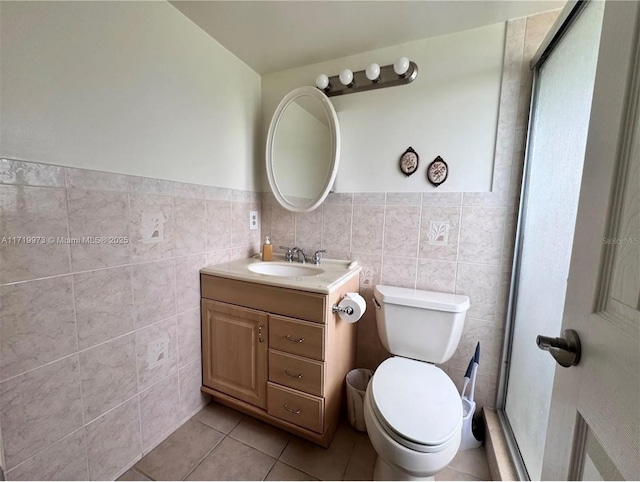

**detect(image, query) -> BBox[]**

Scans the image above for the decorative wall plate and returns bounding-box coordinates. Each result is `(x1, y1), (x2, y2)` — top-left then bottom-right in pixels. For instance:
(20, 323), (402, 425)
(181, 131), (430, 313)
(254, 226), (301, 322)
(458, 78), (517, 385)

(427, 156), (448, 187)
(399, 147), (419, 176)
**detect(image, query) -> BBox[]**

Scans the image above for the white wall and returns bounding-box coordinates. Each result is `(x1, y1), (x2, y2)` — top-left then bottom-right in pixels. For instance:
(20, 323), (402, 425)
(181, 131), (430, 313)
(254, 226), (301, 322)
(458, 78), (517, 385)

(261, 23), (505, 193)
(0, 1), (262, 191)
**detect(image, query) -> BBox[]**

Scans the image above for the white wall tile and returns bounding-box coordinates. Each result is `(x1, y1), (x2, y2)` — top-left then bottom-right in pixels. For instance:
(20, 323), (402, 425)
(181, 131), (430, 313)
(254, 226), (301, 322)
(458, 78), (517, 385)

(383, 205), (421, 258)
(129, 194), (174, 263)
(1, 356), (83, 469)
(177, 309), (202, 368)
(179, 360), (209, 421)
(0, 159), (65, 187)
(351, 205), (384, 255)
(67, 188), (131, 271)
(416, 259), (457, 293)
(455, 263), (501, 321)
(206, 200), (232, 250)
(175, 254), (207, 314)
(85, 397), (142, 481)
(136, 317), (178, 391)
(0, 276), (77, 380)
(6, 429), (88, 481)
(132, 259), (176, 329)
(79, 334), (138, 422)
(381, 256), (417, 289)
(139, 373), (180, 452)
(174, 197), (206, 257)
(65, 168), (127, 192)
(0, 186), (71, 283)
(322, 204), (352, 253)
(459, 206), (507, 265)
(74, 266), (134, 350)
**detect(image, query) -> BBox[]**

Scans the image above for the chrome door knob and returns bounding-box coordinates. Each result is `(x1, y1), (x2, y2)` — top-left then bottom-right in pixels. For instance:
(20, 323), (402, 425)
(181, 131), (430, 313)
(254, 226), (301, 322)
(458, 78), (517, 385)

(536, 329), (581, 367)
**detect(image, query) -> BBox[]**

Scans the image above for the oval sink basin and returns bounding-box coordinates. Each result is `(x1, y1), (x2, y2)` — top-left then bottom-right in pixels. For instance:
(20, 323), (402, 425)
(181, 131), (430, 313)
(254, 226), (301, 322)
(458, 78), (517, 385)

(248, 262), (324, 277)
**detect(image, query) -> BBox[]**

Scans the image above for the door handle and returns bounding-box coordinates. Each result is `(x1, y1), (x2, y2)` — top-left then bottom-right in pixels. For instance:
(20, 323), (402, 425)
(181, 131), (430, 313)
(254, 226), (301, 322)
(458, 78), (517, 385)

(536, 329), (581, 367)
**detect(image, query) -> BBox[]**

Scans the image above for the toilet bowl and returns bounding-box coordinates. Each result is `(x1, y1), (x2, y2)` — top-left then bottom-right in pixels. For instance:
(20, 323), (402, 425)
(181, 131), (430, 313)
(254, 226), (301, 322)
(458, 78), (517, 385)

(364, 357), (463, 480)
(364, 286), (470, 481)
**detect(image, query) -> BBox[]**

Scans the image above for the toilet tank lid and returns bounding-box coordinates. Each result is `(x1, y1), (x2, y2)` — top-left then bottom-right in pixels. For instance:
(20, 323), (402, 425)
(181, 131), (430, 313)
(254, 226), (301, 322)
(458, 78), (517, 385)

(374, 285), (470, 313)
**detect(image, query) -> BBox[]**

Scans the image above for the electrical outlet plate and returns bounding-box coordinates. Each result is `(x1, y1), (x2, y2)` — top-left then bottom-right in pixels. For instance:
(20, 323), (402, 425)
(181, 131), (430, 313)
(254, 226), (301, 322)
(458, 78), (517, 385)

(249, 211), (259, 230)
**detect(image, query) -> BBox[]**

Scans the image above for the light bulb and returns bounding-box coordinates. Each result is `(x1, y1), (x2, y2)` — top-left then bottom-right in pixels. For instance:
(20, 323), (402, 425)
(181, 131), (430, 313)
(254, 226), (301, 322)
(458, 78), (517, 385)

(365, 63), (380, 81)
(393, 57), (410, 76)
(315, 74), (330, 90)
(339, 69), (354, 86)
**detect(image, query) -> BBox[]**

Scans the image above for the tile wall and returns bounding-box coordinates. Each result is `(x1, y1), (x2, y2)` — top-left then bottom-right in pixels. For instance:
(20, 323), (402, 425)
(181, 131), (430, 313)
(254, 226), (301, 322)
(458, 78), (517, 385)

(0, 159), (261, 480)
(261, 11), (559, 412)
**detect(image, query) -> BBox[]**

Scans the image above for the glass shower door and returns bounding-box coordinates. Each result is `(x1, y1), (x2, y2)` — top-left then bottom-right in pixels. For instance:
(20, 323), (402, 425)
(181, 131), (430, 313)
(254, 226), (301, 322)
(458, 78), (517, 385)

(503, 2), (605, 480)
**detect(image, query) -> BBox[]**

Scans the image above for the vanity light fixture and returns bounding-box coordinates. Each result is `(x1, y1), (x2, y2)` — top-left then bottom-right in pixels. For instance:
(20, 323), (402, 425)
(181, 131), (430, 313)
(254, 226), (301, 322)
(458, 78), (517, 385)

(393, 56), (410, 76)
(339, 69), (354, 86)
(365, 63), (381, 82)
(315, 73), (330, 91)
(314, 56), (418, 97)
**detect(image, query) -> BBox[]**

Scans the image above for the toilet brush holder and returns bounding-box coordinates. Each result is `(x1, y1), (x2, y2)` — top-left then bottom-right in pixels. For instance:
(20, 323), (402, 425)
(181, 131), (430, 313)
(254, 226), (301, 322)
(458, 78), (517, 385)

(459, 398), (483, 451)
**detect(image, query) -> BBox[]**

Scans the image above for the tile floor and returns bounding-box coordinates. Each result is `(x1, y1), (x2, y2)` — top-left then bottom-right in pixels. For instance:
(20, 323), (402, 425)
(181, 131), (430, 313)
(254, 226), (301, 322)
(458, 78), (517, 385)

(118, 402), (492, 481)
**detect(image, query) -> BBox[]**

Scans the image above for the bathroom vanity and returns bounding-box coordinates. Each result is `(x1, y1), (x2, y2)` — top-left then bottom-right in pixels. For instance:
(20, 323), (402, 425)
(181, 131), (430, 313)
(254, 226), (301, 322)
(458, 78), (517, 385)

(200, 256), (361, 447)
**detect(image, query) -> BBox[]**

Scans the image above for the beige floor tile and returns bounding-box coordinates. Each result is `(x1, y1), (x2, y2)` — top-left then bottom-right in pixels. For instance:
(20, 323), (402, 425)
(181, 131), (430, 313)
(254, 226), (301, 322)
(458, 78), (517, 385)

(186, 437), (275, 481)
(343, 433), (377, 480)
(117, 468), (151, 481)
(135, 419), (223, 480)
(435, 467), (484, 481)
(229, 417), (290, 458)
(193, 402), (243, 434)
(266, 461), (318, 481)
(279, 426), (358, 481)
(448, 447), (491, 480)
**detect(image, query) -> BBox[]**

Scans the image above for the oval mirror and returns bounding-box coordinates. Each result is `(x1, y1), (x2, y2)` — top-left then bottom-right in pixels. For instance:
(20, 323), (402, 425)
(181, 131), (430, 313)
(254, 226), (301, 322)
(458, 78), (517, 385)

(266, 86), (340, 212)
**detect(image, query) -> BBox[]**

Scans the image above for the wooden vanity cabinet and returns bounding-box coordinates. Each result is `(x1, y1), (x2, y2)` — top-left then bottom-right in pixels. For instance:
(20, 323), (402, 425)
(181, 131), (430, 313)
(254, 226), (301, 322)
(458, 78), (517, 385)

(200, 273), (359, 448)
(201, 300), (268, 409)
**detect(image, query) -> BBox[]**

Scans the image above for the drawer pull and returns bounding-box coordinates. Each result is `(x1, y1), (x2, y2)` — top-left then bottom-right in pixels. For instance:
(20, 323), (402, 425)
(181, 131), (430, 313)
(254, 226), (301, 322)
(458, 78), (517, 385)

(285, 335), (305, 343)
(285, 369), (304, 379)
(284, 404), (302, 414)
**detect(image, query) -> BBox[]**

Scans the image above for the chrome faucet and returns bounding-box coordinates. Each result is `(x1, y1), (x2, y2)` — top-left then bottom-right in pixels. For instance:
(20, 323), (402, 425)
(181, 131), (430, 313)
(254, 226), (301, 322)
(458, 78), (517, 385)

(279, 246), (294, 262)
(311, 249), (327, 265)
(291, 247), (306, 263)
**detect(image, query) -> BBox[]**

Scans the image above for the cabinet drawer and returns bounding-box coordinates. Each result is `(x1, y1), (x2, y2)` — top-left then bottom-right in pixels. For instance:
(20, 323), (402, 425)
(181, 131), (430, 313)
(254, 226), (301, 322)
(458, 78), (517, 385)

(201, 275), (326, 323)
(269, 350), (324, 397)
(269, 315), (325, 361)
(267, 382), (324, 433)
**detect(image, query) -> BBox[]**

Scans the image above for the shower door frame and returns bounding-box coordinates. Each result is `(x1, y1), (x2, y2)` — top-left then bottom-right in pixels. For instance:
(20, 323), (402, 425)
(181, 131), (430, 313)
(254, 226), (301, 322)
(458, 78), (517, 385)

(495, 1), (593, 480)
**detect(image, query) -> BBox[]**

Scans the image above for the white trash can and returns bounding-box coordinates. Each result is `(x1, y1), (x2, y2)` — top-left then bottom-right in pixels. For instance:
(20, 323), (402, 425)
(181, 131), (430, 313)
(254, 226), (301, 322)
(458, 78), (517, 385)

(346, 368), (373, 432)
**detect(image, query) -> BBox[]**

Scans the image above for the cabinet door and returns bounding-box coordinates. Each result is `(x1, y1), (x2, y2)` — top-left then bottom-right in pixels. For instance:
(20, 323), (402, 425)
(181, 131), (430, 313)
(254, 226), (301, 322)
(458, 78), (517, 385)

(201, 300), (268, 409)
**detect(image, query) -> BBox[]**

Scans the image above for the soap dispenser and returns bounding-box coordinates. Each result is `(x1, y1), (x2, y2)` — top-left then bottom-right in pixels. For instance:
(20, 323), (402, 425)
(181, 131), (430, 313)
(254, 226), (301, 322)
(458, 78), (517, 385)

(262, 236), (273, 261)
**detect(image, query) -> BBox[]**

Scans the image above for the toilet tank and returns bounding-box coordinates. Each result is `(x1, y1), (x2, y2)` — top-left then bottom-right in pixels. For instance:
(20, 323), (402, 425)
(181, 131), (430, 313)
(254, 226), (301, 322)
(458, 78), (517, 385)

(373, 285), (470, 364)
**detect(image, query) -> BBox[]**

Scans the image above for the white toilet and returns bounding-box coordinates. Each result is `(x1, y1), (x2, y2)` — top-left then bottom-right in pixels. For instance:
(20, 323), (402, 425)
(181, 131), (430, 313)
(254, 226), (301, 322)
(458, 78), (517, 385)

(363, 285), (470, 481)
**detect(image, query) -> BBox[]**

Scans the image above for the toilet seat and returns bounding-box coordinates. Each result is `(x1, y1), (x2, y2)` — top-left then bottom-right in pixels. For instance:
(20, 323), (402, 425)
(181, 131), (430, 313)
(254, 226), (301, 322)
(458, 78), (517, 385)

(370, 357), (463, 453)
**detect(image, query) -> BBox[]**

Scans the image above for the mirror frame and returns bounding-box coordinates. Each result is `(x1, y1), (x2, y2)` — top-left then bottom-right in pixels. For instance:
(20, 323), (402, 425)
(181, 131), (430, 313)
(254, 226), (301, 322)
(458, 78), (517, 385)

(266, 86), (340, 213)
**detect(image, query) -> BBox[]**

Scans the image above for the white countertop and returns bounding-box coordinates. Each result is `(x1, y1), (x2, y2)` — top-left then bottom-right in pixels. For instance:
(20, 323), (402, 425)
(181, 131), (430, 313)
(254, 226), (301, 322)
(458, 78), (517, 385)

(200, 254), (361, 294)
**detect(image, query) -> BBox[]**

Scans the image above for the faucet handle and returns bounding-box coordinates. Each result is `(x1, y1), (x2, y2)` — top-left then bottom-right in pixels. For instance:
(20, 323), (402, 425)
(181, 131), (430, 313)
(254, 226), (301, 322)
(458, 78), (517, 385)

(279, 246), (294, 262)
(311, 249), (327, 265)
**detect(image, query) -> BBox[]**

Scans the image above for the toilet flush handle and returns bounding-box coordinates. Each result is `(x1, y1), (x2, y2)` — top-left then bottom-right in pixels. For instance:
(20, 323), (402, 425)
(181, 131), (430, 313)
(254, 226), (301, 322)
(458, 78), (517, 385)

(372, 297), (381, 309)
